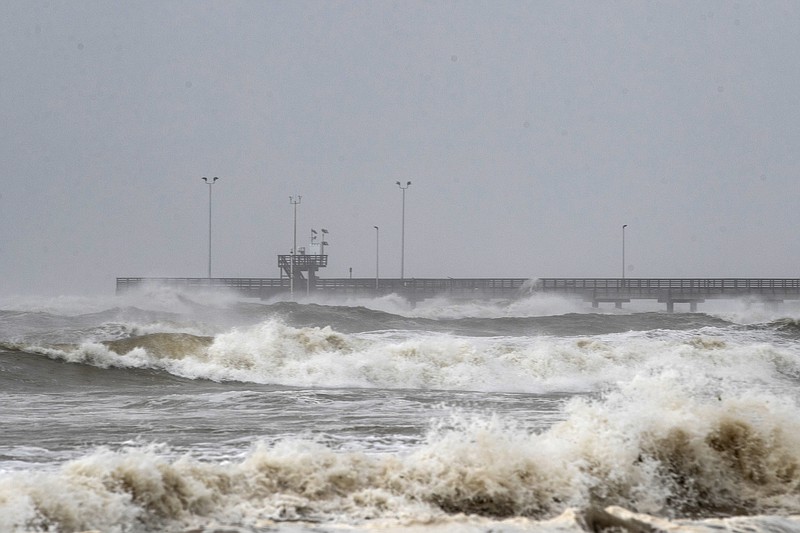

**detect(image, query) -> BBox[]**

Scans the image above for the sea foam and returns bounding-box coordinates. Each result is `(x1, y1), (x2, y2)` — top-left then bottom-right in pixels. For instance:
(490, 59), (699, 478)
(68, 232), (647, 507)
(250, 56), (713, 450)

(2, 375), (800, 532)
(17, 316), (800, 395)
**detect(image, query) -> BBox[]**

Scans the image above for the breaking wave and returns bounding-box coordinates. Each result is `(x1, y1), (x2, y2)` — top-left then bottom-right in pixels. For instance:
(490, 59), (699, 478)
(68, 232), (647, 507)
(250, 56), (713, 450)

(2, 374), (800, 532)
(5, 317), (799, 395)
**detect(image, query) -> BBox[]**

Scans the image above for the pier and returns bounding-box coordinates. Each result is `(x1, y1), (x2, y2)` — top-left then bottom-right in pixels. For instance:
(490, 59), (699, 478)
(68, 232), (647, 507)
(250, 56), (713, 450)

(116, 250), (528, 302)
(115, 276), (529, 302)
(535, 278), (800, 312)
(117, 239), (800, 310)
(115, 276), (800, 311)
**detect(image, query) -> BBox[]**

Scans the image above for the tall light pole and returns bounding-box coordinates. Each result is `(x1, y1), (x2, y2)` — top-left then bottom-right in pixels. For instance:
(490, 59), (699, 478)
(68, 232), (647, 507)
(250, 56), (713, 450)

(309, 228), (318, 298)
(373, 225), (380, 290)
(290, 196), (301, 298)
(622, 224), (628, 281)
(201, 177), (218, 278)
(396, 180), (411, 279)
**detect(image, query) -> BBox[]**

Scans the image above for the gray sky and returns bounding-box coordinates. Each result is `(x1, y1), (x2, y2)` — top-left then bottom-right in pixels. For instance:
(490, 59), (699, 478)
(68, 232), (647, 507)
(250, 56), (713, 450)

(2, 1), (799, 296)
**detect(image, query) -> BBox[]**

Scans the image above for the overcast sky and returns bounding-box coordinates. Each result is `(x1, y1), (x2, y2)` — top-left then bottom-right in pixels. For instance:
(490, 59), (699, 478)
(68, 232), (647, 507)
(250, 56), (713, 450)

(1, 1), (799, 296)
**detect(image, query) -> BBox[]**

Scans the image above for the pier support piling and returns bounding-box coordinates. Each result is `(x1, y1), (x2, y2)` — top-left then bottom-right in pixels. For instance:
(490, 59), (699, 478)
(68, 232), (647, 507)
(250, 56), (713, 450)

(660, 299), (703, 313)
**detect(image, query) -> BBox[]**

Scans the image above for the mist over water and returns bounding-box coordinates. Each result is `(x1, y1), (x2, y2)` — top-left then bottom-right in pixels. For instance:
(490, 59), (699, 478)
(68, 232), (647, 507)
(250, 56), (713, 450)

(2, 286), (800, 532)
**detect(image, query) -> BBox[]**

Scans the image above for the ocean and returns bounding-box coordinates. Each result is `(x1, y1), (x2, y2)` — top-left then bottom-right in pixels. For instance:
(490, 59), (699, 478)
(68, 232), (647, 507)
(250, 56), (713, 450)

(2, 286), (800, 532)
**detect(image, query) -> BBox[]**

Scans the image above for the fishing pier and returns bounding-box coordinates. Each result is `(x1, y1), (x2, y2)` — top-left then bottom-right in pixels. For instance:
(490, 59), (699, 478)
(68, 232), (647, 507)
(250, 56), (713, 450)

(118, 226), (800, 310)
(535, 278), (800, 312)
(116, 274), (800, 311)
(115, 275), (529, 302)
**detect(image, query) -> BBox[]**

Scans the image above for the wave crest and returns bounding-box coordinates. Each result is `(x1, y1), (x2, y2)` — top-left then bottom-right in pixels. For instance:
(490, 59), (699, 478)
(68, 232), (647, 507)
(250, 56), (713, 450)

(3, 378), (800, 531)
(104, 333), (213, 360)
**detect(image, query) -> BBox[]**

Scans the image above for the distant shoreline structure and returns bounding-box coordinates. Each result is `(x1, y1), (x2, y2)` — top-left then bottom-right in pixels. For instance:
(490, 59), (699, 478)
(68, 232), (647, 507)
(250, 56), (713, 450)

(116, 277), (800, 312)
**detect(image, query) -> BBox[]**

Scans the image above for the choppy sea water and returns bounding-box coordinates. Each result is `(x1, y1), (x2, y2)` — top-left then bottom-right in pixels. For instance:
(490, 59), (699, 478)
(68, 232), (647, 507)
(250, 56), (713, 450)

(2, 286), (800, 532)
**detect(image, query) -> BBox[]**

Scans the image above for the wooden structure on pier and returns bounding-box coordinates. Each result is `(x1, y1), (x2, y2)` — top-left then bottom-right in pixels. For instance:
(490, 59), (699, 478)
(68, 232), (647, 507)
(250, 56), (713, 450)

(278, 253), (327, 288)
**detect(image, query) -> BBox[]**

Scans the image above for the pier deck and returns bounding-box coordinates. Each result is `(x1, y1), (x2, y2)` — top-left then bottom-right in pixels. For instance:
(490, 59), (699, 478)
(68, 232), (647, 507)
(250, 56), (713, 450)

(115, 277), (529, 302)
(535, 278), (800, 311)
(115, 277), (800, 311)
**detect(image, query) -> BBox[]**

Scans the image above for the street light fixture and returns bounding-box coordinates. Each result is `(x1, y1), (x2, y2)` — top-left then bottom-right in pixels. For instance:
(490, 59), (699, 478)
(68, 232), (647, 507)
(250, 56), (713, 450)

(396, 180), (411, 279)
(201, 177), (219, 278)
(290, 195), (302, 298)
(373, 225), (379, 290)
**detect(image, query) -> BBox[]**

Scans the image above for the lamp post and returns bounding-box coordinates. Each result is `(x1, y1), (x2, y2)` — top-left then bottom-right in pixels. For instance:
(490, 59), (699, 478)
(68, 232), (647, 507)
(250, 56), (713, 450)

(309, 228), (318, 298)
(622, 224), (628, 281)
(373, 225), (379, 290)
(318, 229), (330, 296)
(396, 180), (411, 279)
(201, 177), (218, 278)
(290, 195), (301, 298)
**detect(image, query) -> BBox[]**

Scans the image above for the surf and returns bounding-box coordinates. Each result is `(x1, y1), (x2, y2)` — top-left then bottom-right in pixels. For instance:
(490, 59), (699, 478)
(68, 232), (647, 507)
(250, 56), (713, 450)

(3, 376), (800, 532)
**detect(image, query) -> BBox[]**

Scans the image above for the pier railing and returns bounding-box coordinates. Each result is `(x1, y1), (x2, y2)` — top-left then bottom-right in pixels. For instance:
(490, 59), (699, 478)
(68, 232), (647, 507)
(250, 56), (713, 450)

(115, 277), (288, 297)
(115, 277), (800, 308)
(534, 278), (800, 310)
(115, 277), (529, 300)
(535, 278), (800, 296)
